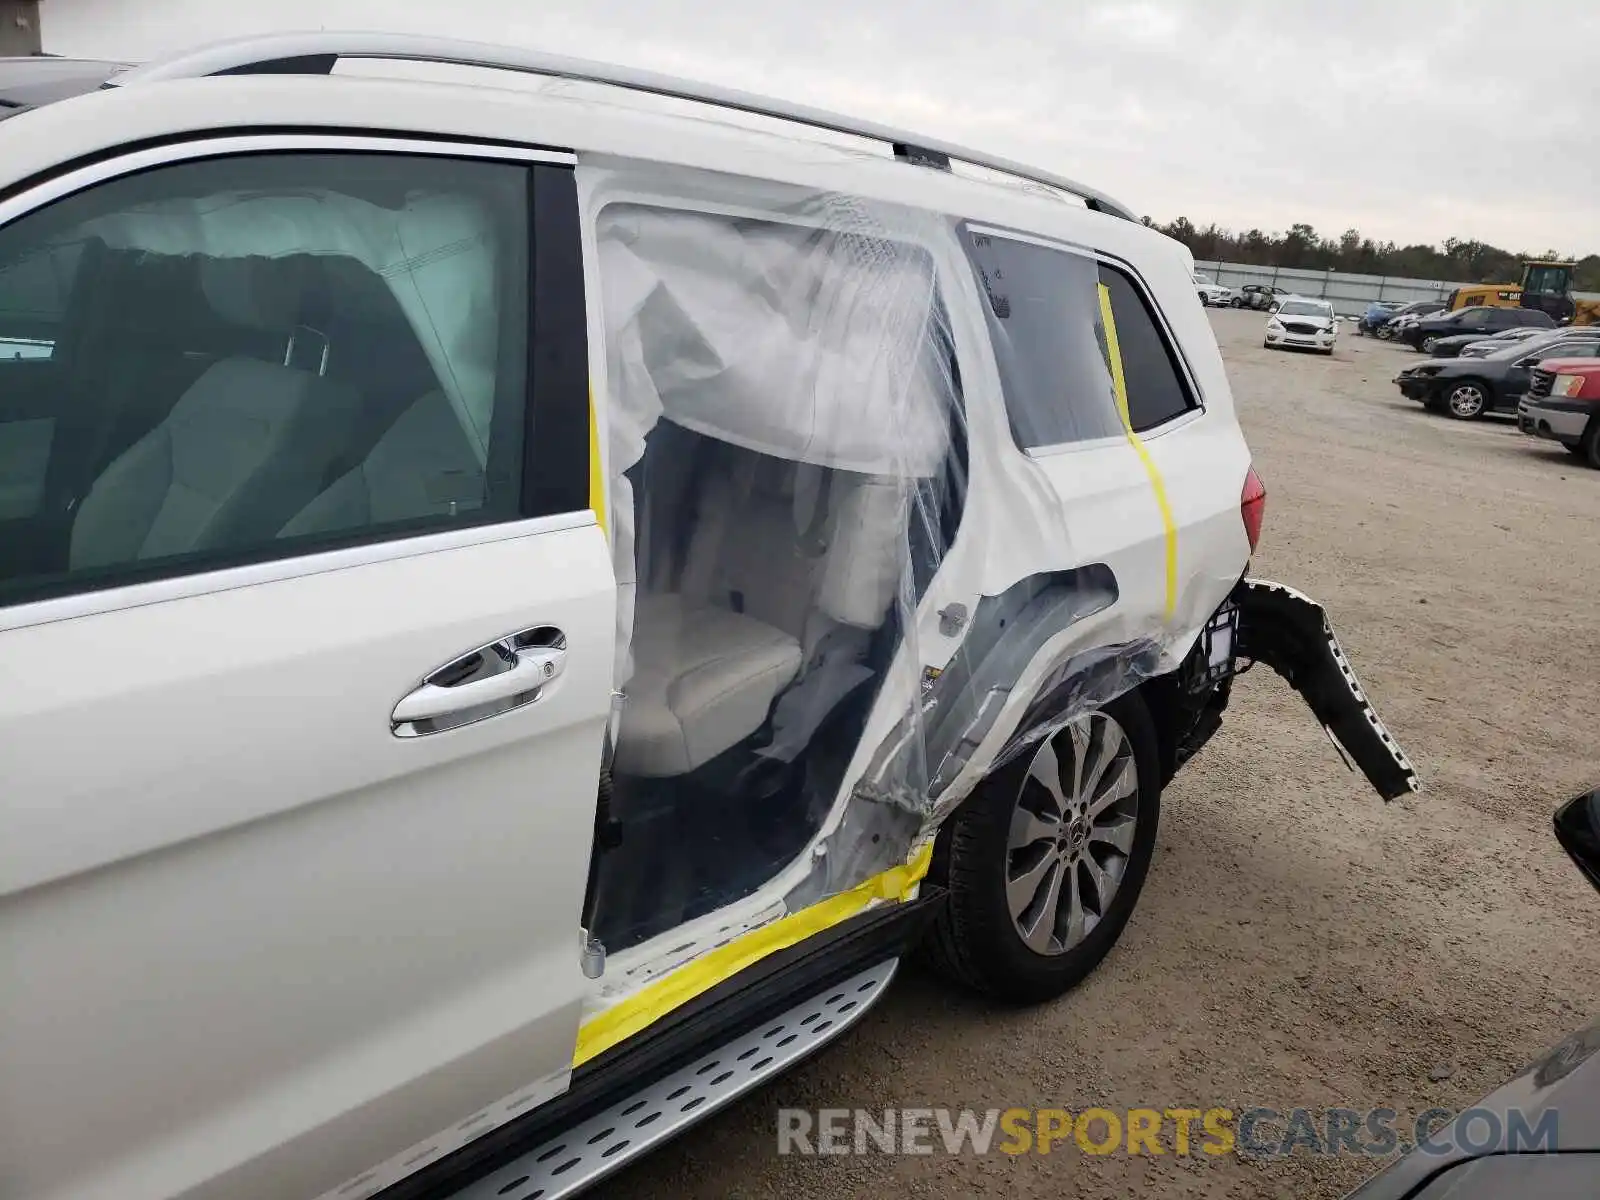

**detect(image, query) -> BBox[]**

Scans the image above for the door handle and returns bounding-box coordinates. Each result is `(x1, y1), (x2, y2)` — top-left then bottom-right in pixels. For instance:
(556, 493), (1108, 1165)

(392, 628), (566, 733)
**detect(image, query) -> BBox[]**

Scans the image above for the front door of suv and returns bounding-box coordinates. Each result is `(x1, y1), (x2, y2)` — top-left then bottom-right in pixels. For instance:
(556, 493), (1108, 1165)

(0, 134), (612, 1200)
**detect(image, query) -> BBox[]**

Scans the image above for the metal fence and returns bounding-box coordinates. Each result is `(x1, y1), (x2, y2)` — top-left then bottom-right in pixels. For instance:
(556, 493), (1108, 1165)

(1193, 259), (1600, 316)
(1192, 260), (1456, 315)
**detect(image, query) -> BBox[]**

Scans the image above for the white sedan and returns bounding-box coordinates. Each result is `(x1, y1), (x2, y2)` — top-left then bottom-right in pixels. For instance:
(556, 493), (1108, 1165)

(1264, 297), (1340, 355)
(1193, 273), (1233, 307)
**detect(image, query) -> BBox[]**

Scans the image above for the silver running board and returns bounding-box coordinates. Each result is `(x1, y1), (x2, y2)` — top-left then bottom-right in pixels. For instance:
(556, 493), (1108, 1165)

(448, 958), (899, 1200)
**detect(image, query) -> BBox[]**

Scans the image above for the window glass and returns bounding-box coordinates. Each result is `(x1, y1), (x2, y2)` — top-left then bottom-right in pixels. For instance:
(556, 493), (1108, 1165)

(1278, 300), (1332, 317)
(961, 228), (1196, 446)
(0, 151), (542, 607)
(963, 228), (1123, 447)
(1098, 262), (1198, 431)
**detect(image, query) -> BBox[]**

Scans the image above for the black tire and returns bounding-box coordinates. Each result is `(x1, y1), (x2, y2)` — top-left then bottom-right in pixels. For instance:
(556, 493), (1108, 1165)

(1230, 297), (1244, 309)
(1198, 292), (1209, 307)
(1421, 334), (1442, 353)
(1581, 419), (1600, 469)
(919, 689), (1161, 1004)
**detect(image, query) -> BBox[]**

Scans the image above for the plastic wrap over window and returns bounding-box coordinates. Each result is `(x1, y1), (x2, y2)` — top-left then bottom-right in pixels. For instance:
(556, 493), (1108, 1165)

(589, 193), (970, 953)
(583, 182), (1225, 965)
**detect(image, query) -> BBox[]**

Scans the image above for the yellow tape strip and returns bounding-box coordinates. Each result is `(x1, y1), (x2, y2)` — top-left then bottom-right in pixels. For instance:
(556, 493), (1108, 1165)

(587, 390), (606, 534)
(573, 842), (935, 1067)
(1097, 282), (1178, 620)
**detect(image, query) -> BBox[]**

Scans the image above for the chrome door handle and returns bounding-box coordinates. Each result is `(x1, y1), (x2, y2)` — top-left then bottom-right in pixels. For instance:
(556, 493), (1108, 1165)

(392, 628), (566, 734)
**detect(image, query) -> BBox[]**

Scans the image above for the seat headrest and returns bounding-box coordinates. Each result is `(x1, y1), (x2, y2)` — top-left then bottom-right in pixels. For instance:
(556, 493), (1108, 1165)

(198, 257), (310, 332)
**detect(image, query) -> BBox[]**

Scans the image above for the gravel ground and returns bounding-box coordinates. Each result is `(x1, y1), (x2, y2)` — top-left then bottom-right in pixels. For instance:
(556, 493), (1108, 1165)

(603, 306), (1600, 1199)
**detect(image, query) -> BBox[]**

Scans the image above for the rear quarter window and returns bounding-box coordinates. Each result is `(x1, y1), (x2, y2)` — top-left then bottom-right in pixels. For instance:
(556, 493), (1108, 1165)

(961, 226), (1197, 449)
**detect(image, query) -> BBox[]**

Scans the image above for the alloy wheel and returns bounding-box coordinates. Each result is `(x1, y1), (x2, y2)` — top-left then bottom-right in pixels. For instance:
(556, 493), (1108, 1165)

(1447, 384), (1487, 418)
(1005, 712), (1139, 956)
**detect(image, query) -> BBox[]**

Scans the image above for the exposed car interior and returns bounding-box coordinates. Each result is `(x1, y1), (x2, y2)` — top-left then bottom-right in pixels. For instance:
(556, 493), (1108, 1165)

(586, 204), (968, 951)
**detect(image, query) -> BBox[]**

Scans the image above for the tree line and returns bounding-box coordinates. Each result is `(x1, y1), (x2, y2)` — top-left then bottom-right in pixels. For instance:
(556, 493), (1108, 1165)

(1144, 216), (1600, 291)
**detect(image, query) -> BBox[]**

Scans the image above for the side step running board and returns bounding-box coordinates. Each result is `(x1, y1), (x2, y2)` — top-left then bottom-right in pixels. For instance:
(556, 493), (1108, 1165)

(448, 959), (899, 1200)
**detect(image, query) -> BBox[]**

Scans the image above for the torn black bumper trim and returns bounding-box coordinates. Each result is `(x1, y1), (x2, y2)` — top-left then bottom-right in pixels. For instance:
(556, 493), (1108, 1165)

(1236, 577), (1419, 801)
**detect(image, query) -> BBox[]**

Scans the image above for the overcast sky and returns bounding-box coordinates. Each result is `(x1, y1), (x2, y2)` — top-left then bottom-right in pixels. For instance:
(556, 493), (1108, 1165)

(46, 0), (1600, 255)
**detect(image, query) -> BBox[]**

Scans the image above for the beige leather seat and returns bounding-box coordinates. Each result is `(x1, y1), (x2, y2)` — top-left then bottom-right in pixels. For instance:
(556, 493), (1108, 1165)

(279, 390), (484, 537)
(614, 438), (907, 779)
(69, 259), (363, 569)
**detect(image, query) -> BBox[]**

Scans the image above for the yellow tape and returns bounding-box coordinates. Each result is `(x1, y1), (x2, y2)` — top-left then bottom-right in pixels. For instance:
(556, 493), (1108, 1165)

(587, 391), (606, 534)
(1097, 283), (1178, 620)
(573, 842), (935, 1067)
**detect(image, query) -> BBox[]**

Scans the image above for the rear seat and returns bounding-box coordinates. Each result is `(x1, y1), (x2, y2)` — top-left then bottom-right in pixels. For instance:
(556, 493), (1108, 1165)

(614, 431), (908, 779)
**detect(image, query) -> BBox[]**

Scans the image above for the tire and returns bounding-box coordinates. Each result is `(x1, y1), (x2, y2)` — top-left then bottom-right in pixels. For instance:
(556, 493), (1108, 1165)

(1198, 292), (1209, 307)
(1376, 325), (1394, 341)
(1263, 339), (1274, 350)
(1581, 419), (1600, 469)
(1421, 334), (1442, 353)
(1443, 380), (1490, 420)
(1230, 297), (1244, 309)
(920, 689), (1161, 1004)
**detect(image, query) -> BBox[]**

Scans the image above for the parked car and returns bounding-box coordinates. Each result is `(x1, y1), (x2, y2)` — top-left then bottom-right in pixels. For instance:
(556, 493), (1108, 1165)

(1375, 299), (1447, 340)
(1451, 326), (1552, 358)
(1518, 357), (1600, 466)
(0, 31), (1419, 1200)
(1356, 301), (1402, 335)
(1264, 296), (1339, 355)
(1193, 272), (1233, 307)
(1232, 282), (1290, 310)
(1402, 304), (1555, 352)
(1393, 330), (1600, 418)
(1343, 788), (1600, 1200)
(1427, 326), (1546, 358)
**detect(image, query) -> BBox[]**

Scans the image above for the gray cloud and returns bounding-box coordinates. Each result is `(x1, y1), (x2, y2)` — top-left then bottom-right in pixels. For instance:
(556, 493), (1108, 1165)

(48, 0), (1600, 253)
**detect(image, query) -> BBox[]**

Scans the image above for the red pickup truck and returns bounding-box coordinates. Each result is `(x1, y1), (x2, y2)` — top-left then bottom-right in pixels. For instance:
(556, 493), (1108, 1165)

(1518, 357), (1600, 467)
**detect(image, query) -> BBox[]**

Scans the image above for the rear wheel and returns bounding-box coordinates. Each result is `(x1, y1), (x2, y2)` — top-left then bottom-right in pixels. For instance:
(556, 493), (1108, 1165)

(920, 690), (1160, 1003)
(1444, 381), (1489, 419)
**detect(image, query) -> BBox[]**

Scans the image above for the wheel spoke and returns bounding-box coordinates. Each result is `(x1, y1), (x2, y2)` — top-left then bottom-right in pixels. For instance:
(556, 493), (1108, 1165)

(1009, 805), (1060, 852)
(1061, 862), (1087, 948)
(1081, 852), (1116, 912)
(1088, 755), (1136, 817)
(1080, 719), (1116, 799)
(1066, 721), (1092, 801)
(1018, 857), (1066, 953)
(1007, 849), (1057, 917)
(1026, 739), (1070, 819)
(1090, 812), (1136, 855)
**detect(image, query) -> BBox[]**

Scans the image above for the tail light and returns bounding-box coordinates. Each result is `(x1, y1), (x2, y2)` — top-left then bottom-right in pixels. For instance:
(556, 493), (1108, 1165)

(1241, 465), (1266, 553)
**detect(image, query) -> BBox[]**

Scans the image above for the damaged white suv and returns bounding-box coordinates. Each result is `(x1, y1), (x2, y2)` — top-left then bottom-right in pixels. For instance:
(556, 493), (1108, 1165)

(0, 34), (1417, 1200)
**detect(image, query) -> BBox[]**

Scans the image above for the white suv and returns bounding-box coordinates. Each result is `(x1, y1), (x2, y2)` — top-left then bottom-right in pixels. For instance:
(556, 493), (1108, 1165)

(0, 33), (1416, 1200)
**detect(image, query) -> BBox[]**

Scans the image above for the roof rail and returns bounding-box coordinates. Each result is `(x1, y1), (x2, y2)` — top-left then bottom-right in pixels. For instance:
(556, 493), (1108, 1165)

(108, 31), (1139, 223)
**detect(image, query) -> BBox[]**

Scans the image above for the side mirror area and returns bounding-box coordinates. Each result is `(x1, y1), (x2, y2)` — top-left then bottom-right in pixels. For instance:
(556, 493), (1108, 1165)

(1554, 790), (1600, 893)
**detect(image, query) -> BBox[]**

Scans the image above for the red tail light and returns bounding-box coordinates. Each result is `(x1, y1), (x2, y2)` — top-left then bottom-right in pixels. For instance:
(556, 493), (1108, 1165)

(1241, 465), (1266, 553)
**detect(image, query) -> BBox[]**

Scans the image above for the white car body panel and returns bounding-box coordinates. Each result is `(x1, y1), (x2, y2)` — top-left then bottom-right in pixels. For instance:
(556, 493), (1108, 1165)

(0, 521), (615, 1200)
(0, 69), (1256, 1200)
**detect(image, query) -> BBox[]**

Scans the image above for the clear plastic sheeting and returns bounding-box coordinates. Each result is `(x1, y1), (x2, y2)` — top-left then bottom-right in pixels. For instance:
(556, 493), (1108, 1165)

(583, 175), (1221, 961)
(590, 190), (969, 951)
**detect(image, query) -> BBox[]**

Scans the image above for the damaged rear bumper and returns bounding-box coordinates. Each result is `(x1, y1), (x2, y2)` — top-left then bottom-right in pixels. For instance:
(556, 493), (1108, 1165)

(1235, 577), (1418, 801)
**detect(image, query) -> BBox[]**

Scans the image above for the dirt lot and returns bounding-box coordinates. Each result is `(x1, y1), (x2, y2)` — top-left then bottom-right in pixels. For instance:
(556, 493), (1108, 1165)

(606, 306), (1600, 1199)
